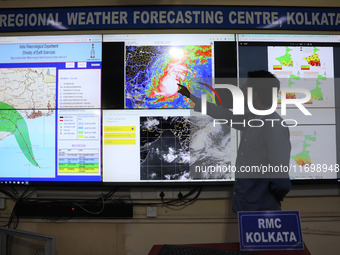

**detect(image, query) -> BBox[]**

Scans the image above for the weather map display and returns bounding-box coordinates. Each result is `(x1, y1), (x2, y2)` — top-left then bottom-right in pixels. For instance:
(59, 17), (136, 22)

(2, 33), (340, 186)
(140, 116), (191, 180)
(103, 34), (236, 109)
(289, 126), (337, 180)
(102, 110), (237, 183)
(126, 45), (212, 108)
(280, 109), (338, 180)
(0, 67), (56, 111)
(239, 34), (340, 181)
(0, 106), (55, 179)
(140, 115), (233, 180)
(0, 35), (102, 185)
(268, 45), (335, 107)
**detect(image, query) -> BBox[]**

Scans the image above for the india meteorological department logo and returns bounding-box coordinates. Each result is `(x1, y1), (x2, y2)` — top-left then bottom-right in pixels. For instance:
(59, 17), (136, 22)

(194, 83), (312, 128)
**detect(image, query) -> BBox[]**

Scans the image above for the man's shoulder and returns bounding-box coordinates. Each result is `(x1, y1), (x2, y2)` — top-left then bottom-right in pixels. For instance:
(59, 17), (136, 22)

(252, 111), (283, 122)
(265, 111), (284, 121)
(262, 111), (290, 135)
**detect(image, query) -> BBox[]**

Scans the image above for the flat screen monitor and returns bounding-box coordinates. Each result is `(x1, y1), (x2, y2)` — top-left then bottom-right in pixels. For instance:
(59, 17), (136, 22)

(0, 35), (102, 185)
(102, 109), (237, 184)
(2, 33), (338, 187)
(101, 33), (238, 185)
(238, 34), (340, 181)
(101, 34), (237, 109)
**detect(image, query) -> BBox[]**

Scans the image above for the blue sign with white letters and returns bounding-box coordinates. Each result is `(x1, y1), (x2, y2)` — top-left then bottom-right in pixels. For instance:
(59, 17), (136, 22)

(0, 6), (340, 32)
(238, 211), (303, 250)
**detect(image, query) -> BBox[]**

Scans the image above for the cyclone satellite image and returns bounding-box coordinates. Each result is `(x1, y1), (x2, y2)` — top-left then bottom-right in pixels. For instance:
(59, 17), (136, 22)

(140, 115), (232, 181)
(125, 45), (213, 109)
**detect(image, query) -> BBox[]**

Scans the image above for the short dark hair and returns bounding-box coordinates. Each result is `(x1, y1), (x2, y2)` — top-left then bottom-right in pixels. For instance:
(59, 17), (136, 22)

(247, 70), (280, 107)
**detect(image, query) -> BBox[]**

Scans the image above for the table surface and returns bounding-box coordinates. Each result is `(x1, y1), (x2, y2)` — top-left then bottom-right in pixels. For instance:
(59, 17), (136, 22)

(148, 242), (311, 255)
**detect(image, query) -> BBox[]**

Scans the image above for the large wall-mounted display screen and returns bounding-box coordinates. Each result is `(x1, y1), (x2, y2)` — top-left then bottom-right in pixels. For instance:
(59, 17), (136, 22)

(102, 109), (237, 183)
(1, 33), (339, 186)
(101, 34), (237, 109)
(239, 34), (340, 181)
(238, 34), (340, 108)
(0, 35), (102, 185)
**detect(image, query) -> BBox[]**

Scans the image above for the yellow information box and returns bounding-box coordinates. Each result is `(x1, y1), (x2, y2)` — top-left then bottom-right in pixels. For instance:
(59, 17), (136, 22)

(104, 126), (135, 132)
(59, 168), (99, 173)
(104, 133), (136, 138)
(104, 139), (136, 145)
(104, 126), (136, 145)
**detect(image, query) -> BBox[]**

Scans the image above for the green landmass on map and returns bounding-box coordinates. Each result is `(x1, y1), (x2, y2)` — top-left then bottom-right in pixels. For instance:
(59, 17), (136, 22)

(310, 75), (326, 101)
(278, 74), (300, 101)
(0, 101), (39, 167)
(291, 135), (316, 166)
(284, 74), (326, 103)
(288, 74), (300, 87)
(276, 47), (293, 67)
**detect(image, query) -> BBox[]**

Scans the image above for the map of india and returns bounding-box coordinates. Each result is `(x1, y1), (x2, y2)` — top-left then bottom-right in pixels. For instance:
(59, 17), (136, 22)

(0, 101), (39, 167)
(0, 68), (56, 115)
(291, 135), (316, 166)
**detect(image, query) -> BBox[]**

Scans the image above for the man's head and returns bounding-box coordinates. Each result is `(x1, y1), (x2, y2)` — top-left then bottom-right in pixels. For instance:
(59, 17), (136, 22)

(243, 70), (280, 108)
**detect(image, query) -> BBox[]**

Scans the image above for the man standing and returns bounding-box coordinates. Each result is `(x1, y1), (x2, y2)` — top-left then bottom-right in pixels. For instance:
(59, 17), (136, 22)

(178, 70), (291, 212)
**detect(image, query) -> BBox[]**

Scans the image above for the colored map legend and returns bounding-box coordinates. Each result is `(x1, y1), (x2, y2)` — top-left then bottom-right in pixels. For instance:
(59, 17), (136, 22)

(58, 149), (100, 173)
(59, 115), (99, 140)
(78, 116), (99, 139)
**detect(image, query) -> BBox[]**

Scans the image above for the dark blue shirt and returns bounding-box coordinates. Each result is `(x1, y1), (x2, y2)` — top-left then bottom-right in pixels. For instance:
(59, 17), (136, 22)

(231, 111), (291, 212)
(193, 99), (291, 212)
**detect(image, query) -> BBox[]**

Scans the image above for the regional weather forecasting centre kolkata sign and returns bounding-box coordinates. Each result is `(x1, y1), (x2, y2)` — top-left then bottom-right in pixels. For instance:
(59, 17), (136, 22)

(238, 211), (304, 251)
(0, 6), (340, 31)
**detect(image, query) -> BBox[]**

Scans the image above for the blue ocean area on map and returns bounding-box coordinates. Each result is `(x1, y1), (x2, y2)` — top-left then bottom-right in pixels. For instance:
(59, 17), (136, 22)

(0, 113), (55, 178)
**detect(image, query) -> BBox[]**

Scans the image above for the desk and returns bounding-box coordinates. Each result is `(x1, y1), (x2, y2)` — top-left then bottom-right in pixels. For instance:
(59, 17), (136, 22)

(148, 243), (311, 255)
